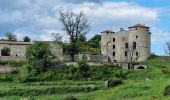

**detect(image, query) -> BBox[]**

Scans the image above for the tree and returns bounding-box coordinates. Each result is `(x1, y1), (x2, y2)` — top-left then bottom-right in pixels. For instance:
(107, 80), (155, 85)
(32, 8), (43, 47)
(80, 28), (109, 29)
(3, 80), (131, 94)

(23, 36), (31, 42)
(26, 42), (55, 72)
(58, 8), (90, 61)
(5, 32), (17, 41)
(88, 34), (101, 48)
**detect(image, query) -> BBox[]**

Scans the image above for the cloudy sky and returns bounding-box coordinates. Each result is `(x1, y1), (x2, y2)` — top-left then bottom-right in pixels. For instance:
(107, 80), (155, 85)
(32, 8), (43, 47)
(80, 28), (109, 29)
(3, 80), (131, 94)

(0, 0), (170, 55)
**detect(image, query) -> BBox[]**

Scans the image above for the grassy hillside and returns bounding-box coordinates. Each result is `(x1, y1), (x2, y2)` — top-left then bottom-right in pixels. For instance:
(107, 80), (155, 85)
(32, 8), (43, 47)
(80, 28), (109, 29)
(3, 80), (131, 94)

(0, 56), (170, 100)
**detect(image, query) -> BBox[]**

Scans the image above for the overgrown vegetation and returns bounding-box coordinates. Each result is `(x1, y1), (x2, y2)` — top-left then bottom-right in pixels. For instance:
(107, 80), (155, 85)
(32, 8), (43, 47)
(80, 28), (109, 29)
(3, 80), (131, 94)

(0, 55), (170, 99)
(164, 85), (170, 96)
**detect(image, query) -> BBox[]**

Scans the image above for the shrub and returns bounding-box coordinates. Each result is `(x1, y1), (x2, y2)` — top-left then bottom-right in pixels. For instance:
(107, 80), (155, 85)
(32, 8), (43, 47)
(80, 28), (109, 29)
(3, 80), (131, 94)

(90, 64), (123, 80)
(61, 96), (78, 100)
(164, 85), (170, 96)
(115, 70), (128, 79)
(76, 61), (90, 80)
(107, 77), (122, 88)
(162, 68), (170, 74)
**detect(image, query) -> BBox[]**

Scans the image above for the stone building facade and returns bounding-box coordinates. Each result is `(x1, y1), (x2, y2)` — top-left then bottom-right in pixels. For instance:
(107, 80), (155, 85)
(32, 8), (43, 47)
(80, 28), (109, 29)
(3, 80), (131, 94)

(101, 24), (151, 63)
(0, 41), (63, 61)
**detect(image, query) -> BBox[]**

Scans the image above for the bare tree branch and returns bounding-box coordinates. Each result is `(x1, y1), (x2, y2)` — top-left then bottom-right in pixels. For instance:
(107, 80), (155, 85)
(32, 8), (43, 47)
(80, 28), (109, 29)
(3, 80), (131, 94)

(58, 8), (90, 61)
(124, 45), (140, 69)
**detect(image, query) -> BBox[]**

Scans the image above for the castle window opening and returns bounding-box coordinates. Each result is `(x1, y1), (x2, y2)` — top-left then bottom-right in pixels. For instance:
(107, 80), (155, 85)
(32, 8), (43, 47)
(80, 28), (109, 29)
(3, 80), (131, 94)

(136, 35), (138, 38)
(113, 52), (115, 56)
(113, 38), (115, 42)
(1, 47), (10, 56)
(113, 45), (115, 49)
(125, 51), (127, 56)
(136, 52), (139, 56)
(133, 42), (136, 49)
(125, 43), (128, 48)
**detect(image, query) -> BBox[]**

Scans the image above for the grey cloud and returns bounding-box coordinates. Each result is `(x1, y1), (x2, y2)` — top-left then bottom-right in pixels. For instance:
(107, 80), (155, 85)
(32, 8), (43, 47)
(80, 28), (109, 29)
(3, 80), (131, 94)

(0, 0), (160, 42)
(58, 0), (102, 3)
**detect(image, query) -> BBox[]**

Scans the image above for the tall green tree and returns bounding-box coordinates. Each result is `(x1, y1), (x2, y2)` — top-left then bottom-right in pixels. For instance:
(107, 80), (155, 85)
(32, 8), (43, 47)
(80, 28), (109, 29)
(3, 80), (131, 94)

(58, 8), (90, 61)
(23, 36), (31, 42)
(5, 32), (17, 41)
(88, 34), (101, 48)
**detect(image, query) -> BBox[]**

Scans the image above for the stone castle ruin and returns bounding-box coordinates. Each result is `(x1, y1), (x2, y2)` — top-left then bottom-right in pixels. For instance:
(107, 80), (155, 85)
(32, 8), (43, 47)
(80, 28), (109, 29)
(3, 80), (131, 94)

(101, 24), (151, 63)
(0, 24), (151, 65)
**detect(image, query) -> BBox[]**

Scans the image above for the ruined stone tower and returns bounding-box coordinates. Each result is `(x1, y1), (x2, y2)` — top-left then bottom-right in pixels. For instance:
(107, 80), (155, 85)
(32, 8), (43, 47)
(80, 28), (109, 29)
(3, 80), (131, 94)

(101, 24), (151, 63)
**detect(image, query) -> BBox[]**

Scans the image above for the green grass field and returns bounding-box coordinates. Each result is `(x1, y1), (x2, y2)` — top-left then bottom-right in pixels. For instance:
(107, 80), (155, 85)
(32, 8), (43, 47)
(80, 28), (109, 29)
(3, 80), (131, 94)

(0, 57), (170, 100)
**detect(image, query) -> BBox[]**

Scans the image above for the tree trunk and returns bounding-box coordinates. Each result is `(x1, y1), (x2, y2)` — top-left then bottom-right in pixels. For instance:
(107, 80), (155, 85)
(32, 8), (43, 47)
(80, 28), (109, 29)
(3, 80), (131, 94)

(70, 39), (76, 62)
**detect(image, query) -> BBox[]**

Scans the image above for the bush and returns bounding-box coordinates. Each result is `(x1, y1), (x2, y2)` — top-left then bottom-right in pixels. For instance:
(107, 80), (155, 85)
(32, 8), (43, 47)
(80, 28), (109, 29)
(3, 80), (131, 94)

(162, 68), (170, 74)
(61, 96), (78, 100)
(76, 61), (90, 80)
(107, 77), (122, 88)
(90, 64), (123, 80)
(164, 85), (170, 96)
(115, 70), (128, 79)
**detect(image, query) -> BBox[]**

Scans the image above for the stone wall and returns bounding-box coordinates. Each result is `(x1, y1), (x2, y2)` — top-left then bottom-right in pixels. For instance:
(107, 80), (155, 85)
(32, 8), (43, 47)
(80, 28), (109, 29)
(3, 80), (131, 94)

(63, 54), (108, 62)
(48, 42), (63, 61)
(0, 56), (26, 61)
(0, 41), (63, 61)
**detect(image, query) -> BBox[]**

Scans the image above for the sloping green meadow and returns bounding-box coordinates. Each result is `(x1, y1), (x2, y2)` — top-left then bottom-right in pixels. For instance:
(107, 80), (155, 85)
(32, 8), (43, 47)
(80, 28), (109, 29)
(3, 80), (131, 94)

(1, 57), (170, 100)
